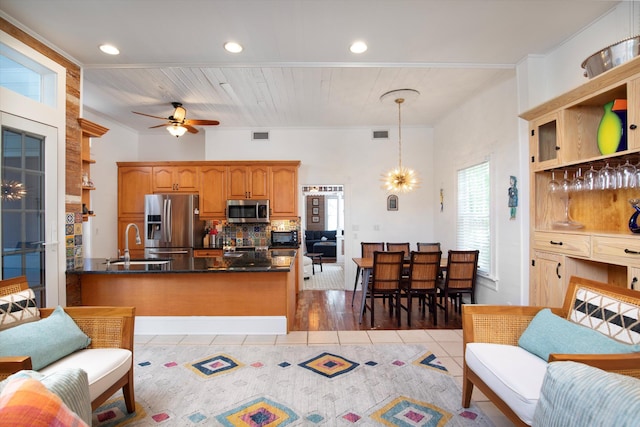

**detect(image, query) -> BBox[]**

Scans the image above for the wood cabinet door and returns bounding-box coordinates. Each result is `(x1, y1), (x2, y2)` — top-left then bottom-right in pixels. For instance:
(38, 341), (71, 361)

(118, 166), (153, 216)
(174, 166), (199, 191)
(199, 165), (227, 219)
(270, 165), (297, 218)
(532, 250), (566, 306)
(628, 77), (639, 150)
(249, 165), (270, 199)
(227, 166), (250, 199)
(153, 166), (198, 192)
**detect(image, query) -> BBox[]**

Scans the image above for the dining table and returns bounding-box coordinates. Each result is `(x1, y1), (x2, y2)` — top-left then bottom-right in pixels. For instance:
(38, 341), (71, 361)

(352, 256), (448, 324)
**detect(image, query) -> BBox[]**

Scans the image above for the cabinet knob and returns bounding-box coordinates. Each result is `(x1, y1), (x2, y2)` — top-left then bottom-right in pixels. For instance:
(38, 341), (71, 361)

(630, 124), (637, 130)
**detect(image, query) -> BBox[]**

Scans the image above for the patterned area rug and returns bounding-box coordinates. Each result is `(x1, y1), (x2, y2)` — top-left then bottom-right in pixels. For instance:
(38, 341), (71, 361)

(303, 263), (345, 290)
(92, 344), (493, 426)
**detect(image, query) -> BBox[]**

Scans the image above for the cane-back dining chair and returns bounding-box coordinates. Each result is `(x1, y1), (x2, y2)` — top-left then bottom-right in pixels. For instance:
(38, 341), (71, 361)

(351, 242), (385, 306)
(437, 250), (479, 324)
(364, 251), (404, 328)
(386, 242), (410, 257)
(403, 251), (442, 326)
(417, 242), (441, 252)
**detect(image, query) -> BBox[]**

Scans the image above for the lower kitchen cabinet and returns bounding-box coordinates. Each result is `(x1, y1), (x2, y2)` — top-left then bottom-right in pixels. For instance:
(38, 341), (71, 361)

(531, 251), (566, 307)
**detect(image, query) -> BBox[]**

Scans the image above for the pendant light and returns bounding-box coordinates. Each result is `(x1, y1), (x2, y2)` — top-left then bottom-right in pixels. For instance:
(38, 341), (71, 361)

(380, 89), (420, 193)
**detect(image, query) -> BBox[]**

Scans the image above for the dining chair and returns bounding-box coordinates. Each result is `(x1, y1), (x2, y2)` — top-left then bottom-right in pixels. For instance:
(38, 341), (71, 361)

(386, 242), (410, 257)
(402, 251), (442, 326)
(417, 242), (441, 252)
(436, 250), (479, 324)
(351, 242), (385, 306)
(364, 251), (404, 328)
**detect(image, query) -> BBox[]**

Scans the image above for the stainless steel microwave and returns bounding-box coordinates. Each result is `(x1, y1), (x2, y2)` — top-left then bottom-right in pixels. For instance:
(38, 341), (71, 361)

(226, 199), (269, 223)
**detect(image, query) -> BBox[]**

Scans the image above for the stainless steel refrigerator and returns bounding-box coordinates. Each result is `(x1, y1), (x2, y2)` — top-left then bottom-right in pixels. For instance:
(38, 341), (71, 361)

(144, 194), (204, 262)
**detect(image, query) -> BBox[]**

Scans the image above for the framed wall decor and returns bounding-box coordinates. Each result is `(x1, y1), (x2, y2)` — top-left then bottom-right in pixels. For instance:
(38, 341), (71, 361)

(312, 207), (319, 215)
(312, 198), (319, 206)
(387, 194), (398, 211)
(312, 216), (320, 223)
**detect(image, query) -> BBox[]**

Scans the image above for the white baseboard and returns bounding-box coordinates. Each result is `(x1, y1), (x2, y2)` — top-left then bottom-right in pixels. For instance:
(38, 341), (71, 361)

(135, 316), (287, 335)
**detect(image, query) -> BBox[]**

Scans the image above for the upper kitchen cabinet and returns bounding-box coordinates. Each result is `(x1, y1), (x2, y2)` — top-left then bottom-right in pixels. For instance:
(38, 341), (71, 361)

(117, 165), (153, 217)
(199, 165), (227, 219)
(78, 119), (108, 221)
(228, 165), (270, 199)
(152, 165), (199, 192)
(270, 164), (299, 219)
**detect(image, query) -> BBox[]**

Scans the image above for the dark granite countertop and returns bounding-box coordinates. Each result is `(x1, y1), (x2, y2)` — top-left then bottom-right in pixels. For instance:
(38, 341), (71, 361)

(70, 250), (297, 274)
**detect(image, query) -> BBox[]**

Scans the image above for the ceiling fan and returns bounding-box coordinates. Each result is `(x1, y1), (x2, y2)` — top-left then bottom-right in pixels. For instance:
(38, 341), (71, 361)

(132, 102), (220, 137)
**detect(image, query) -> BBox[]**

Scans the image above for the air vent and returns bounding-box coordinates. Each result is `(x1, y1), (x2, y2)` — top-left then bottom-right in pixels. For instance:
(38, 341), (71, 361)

(372, 130), (389, 140)
(252, 131), (269, 141)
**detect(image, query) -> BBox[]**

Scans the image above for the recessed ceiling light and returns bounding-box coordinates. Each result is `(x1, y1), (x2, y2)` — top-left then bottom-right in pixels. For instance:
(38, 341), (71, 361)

(224, 42), (243, 53)
(99, 44), (120, 55)
(350, 41), (367, 54)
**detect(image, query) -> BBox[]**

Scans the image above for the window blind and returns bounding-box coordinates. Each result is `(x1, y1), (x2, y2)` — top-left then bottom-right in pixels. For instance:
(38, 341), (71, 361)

(457, 161), (491, 274)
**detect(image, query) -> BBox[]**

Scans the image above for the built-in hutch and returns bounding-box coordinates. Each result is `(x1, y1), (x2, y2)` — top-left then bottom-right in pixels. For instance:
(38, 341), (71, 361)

(521, 56), (640, 306)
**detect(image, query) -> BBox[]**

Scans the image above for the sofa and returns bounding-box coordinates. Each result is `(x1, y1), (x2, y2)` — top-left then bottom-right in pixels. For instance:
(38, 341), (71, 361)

(531, 361), (640, 426)
(0, 276), (136, 418)
(461, 276), (640, 426)
(304, 230), (337, 258)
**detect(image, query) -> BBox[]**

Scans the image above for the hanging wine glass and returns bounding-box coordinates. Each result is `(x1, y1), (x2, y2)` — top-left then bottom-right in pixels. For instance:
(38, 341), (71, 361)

(598, 162), (616, 190)
(548, 170), (560, 193)
(560, 170), (572, 193)
(584, 165), (598, 191)
(572, 168), (584, 192)
(619, 160), (637, 189)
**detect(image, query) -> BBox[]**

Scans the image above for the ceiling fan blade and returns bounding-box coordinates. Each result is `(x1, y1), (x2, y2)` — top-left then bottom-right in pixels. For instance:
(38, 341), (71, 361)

(184, 125), (199, 134)
(148, 124), (167, 129)
(185, 119), (220, 126)
(133, 111), (169, 120)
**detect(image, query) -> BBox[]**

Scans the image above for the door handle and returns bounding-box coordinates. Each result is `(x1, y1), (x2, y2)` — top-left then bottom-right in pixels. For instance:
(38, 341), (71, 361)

(556, 263), (562, 279)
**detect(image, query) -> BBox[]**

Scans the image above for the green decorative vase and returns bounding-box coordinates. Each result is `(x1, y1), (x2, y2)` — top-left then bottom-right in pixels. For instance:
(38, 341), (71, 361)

(597, 100), (623, 155)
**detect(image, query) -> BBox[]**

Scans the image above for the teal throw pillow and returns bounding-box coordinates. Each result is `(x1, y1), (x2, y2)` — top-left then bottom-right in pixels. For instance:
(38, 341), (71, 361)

(0, 306), (91, 370)
(518, 308), (640, 361)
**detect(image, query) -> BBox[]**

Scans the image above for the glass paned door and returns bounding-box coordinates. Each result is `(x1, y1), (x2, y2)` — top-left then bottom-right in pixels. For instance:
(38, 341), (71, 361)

(1, 124), (47, 306)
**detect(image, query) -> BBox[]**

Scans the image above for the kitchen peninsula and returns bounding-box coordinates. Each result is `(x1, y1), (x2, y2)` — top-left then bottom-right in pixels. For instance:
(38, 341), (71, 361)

(67, 251), (297, 334)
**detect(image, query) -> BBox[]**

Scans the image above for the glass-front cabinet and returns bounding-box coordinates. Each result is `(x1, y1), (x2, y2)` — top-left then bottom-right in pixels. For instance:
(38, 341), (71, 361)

(522, 56), (640, 303)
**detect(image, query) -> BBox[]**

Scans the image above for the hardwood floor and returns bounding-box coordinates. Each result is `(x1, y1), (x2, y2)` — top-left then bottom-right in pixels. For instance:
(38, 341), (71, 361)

(292, 290), (462, 331)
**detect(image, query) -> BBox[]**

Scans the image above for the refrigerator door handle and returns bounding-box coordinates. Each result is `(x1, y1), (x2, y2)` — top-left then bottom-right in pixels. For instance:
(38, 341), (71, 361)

(162, 198), (169, 242)
(166, 198), (172, 242)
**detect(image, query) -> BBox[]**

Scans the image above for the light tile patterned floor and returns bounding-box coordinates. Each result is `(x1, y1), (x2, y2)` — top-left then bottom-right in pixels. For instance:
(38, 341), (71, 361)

(134, 330), (515, 426)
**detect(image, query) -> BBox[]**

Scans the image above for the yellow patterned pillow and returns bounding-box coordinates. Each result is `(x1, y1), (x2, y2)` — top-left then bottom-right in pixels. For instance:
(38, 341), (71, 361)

(0, 377), (88, 426)
(0, 289), (39, 331)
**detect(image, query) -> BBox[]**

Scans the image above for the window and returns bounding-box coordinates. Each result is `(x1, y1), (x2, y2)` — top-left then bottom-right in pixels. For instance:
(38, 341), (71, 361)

(457, 160), (491, 275)
(0, 42), (57, 107)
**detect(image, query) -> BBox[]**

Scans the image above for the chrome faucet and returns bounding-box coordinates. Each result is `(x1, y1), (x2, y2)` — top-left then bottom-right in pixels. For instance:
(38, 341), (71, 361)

(124, 223), (142, 265)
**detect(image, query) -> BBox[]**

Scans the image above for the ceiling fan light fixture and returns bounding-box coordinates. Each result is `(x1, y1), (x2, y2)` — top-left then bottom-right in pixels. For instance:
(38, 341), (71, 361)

(167, 124), (187, 138)
(224, 41), (243, 53)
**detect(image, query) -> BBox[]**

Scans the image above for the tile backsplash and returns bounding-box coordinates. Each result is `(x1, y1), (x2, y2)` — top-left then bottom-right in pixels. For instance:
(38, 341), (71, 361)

(65, 212), (83, 270)
(204, 219), (300, 247)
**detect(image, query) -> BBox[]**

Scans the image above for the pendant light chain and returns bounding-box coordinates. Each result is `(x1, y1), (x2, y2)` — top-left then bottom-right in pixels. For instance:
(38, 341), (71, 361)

(397, 98), (403, 170)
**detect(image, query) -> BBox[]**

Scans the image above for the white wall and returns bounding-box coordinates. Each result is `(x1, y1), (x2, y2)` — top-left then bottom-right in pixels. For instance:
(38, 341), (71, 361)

(432, 74), (523, 305)
(82, 110), (139, 259)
